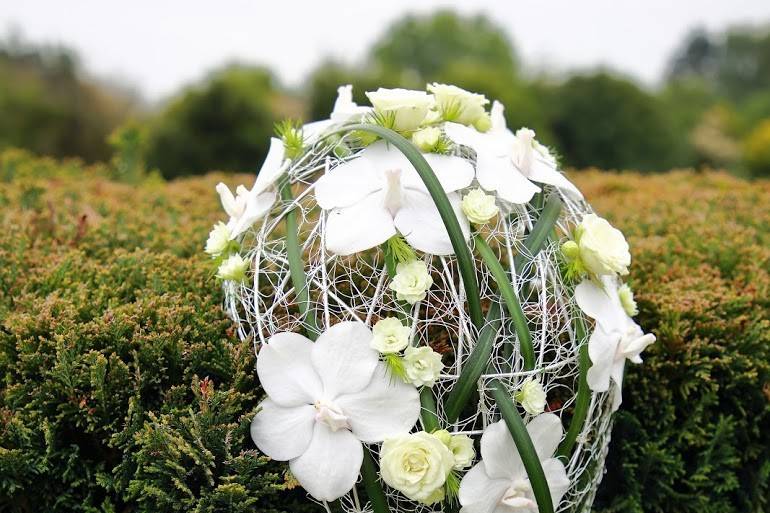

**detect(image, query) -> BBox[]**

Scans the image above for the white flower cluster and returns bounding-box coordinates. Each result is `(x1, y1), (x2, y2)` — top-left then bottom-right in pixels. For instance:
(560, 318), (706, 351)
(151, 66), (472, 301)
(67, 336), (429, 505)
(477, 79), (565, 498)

(210, 82), (657, 513)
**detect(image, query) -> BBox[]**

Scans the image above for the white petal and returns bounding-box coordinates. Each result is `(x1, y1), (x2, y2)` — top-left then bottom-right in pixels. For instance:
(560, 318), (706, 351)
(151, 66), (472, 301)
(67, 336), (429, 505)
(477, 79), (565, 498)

(459, 462), (510, 513)
(394, 190), (470, 255)
(289, 423), (363, 502)
(257, 332), (322, 407)
(216, 183), (238, 218)
(302, 120), (334, 143)
(490, 100), (507, 131)
(610, 359), (626, 412)
(228, 191), (276, 239)
(586, 328), (618, 394)
(324, 192), (396, 255)
(253, 137), (286, 194)
(525, 413), (563, 461)
(312, 321), (378, 399)
(402, 153), (474, 193)
(528, 158), (583, 200)
(250, 399), (315, 461)
(541, 458), (570, 508)
(362, 140), (413, 170)
(444, 122), (486, 152)
(335, 365), (420, 442)
(574, 279), (626, 333)
(480, 419), (523, 480)
(476, 154), (539, 205)
(315, 158), (382, 209)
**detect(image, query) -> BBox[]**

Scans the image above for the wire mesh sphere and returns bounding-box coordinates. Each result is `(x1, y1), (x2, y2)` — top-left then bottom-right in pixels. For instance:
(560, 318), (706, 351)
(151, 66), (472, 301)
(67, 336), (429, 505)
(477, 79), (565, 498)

(221, 128), (625, 513)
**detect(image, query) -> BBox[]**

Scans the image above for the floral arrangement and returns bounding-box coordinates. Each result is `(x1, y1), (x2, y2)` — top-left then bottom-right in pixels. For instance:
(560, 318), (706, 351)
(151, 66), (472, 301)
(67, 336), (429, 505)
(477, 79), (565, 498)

(204, 83), (655, 513)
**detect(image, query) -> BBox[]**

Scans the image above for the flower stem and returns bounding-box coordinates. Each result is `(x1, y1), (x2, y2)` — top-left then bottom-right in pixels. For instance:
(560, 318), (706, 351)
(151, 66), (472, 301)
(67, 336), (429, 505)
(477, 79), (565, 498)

(489, 378), (554, 513)
(279, 177), (319, 340)
(330, 123), (483, 330)
(444, 302), (502, 423)
(474, 235), (535, 370)
(557, 319), (591, 459)
(514, 194), (563, 271)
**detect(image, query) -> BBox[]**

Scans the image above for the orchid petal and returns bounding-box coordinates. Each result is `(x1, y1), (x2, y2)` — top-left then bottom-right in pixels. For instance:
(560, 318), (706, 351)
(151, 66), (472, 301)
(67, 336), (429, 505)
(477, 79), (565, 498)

(610, 359), (626, 412)
(302, 120), (334, 143)
(401, 153), (474, 193)
(528, 158), (583, 200)
(257, 332), (322, 407)
(541, 457), (570, 508)
(335, 365), (420, 442)
(476, 154), (539, 205)
(586, 327), (617, 394)
(312, 321), (378, 399)
(490, 100), (507, 131)
(228, 191), (277, 238)
(324, 191), (396, 255)
(394, 190), (469, 255)
(250, 399), (315, 461)
(525, 413), (563, 461)
(216, 183), (238, 218)
(315, 158), (382, 209)
(480, 419), (523, 480)
(458, 462), (510, 513)
(444, 122), (486, 152)
(575, 279), (627, 333)
(253, 137), (286, 194)
(289, 422), (363, 502)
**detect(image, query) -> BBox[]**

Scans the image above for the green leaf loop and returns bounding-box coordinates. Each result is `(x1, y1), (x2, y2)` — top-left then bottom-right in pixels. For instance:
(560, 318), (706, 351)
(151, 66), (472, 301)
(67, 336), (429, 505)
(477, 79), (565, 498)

(474, 235), (535, 370)
(489, 378), (554, 513)
(361, 450), (391, 513)
(557, 319), (591, 459)
(279, 177), (319, 340)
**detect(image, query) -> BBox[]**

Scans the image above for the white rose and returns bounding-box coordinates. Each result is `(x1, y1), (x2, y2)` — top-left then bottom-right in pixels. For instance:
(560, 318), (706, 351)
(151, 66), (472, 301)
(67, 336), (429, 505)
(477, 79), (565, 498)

(575, 214), (631, 277)
(216, 254), (249, 282)
(389, 260), (433, 304)
(412, 126), (442, 152)
(366, 88), (434, 133)
(427, 83), (489, 128)
(514, 378), (547, 415)
(205, 222), (231, 257)
(447, 434), (475, 469)
(461, 188), (499, 225)
(380, 432), (455, 505)
(371, 317), (411, 354)
(618, 283), (639, 316)
(403, 346), (444, 387)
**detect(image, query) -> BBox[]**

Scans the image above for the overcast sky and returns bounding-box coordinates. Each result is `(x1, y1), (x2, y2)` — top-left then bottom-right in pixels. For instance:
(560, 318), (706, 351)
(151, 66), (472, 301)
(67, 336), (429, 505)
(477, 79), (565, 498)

(3, 0), (770, 101)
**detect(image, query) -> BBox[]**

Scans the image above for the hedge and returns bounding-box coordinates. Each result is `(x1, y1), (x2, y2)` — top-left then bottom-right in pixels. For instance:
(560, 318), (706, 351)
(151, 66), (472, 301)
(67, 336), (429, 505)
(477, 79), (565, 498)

(1, 149), (768, 512)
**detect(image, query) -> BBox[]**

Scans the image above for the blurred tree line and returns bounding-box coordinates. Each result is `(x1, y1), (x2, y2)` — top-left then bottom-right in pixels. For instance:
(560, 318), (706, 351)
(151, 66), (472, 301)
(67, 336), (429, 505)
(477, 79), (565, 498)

(2, 12), (770, 178)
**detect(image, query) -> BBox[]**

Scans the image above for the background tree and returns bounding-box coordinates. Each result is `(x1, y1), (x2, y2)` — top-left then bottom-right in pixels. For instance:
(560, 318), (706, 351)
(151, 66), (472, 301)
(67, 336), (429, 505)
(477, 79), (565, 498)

(144, 66), (301, 178)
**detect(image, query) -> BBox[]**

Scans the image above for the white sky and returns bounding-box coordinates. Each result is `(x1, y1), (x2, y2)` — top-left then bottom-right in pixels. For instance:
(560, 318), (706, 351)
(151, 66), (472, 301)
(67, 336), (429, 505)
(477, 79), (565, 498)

(3, 0), (770, 102)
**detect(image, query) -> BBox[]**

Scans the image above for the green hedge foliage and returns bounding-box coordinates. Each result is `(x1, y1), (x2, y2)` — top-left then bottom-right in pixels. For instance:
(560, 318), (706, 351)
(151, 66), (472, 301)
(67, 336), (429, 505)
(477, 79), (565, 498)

(1, 151), (768, 512)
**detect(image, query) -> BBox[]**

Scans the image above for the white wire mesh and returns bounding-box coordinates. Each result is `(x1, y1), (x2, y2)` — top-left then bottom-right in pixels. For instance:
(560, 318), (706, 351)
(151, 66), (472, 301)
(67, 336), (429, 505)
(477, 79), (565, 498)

(223, 135), (618, 513)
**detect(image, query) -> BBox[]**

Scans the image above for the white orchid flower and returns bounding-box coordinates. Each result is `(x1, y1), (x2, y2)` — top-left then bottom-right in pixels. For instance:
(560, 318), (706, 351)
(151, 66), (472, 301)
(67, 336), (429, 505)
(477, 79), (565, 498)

(303, 85), (373, 142)
(250, 322), (421, 502)
(215, 137), (287, 239)
(575, 276), (656, 411)
(459, 414), (570, 513)
(444, 101), (582, 204)
(315, 140), (474, 255)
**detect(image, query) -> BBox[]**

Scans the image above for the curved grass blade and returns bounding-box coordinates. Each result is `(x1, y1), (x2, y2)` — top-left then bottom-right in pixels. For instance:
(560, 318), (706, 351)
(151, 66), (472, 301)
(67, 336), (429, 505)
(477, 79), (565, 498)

(557, 319), (591, 459)
(420, 387), (441, 432)
(361, 449), (391, 513)
(489, 378), (554, 513)
(279, 177), (319, 340)
(514, 194), (563, 271)
(444, 302), (502, 423)
(474, 235), (535, 370)
(329, 123), (483, 330)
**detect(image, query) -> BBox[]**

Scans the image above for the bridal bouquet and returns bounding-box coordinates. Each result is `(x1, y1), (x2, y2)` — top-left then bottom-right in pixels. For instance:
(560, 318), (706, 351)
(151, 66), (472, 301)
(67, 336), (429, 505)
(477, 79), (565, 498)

(204, 83), (654, 513)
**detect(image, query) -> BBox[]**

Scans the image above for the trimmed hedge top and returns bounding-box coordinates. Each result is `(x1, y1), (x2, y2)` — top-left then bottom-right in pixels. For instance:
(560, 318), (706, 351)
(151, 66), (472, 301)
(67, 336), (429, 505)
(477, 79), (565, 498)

(1, 150), (768, 512)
